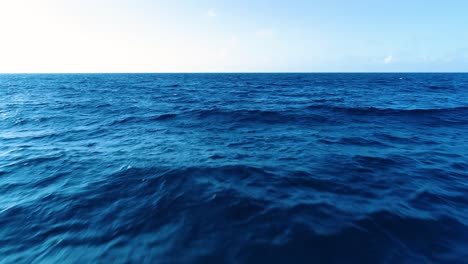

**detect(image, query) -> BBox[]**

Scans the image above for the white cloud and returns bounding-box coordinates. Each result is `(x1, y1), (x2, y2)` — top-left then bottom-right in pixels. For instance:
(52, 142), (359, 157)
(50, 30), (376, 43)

(256, 29), (274, 38)
(206, 8), (216, 17)
(383, 55), (393, 64)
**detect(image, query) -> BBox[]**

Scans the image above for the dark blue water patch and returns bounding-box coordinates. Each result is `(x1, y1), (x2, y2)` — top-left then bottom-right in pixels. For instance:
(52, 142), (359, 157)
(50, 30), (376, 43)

(1, 73), (468, 263)
(152, 113), (178, 121)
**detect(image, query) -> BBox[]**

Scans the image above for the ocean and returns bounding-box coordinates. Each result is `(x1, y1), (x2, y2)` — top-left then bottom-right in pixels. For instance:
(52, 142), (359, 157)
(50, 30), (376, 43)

(1, 73), (467, 263)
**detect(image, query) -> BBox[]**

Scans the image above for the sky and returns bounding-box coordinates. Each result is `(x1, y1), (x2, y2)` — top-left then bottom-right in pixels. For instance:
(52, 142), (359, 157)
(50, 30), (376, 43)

(0, 0), (467, 73)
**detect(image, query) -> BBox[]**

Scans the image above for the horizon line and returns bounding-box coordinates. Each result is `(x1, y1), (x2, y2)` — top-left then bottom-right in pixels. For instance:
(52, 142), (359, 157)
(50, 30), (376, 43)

(1, 71), (468, 74)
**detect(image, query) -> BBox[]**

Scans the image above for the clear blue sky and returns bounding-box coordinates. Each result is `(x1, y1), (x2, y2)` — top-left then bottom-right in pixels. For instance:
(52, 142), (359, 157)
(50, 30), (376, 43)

(0, 0), (467, 72)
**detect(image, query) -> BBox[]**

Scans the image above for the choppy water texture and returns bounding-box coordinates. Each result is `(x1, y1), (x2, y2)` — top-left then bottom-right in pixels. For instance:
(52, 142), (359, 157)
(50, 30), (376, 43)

(1, 73), (468, 263)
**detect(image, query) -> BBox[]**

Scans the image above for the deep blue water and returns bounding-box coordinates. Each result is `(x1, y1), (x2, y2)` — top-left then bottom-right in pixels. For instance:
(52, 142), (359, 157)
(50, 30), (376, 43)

(1, 73), (468, 263)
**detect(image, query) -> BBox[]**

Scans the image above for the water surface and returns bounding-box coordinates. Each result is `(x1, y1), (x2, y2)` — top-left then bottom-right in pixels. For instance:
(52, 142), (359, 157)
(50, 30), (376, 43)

(1, 73), (467, 263)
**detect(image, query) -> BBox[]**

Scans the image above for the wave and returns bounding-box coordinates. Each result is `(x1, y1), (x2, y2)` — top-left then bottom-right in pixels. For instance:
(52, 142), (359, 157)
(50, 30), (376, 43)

(152, 113), (178, 121)
(108, 113), (178, 125)
(426, 84), (455, 90)
(318, 137), (390, 147)
(307, 104), (468, 115)
(374, 132), (438, 145)
(107, 109), (315, 126)
(188, 108), (329, 125)
(162, 84), (181, 88)
(76, 105), (468, 130)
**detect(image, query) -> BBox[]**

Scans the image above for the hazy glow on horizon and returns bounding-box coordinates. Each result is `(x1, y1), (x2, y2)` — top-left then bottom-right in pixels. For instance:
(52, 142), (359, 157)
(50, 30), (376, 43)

(0, 0), (467, 73)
